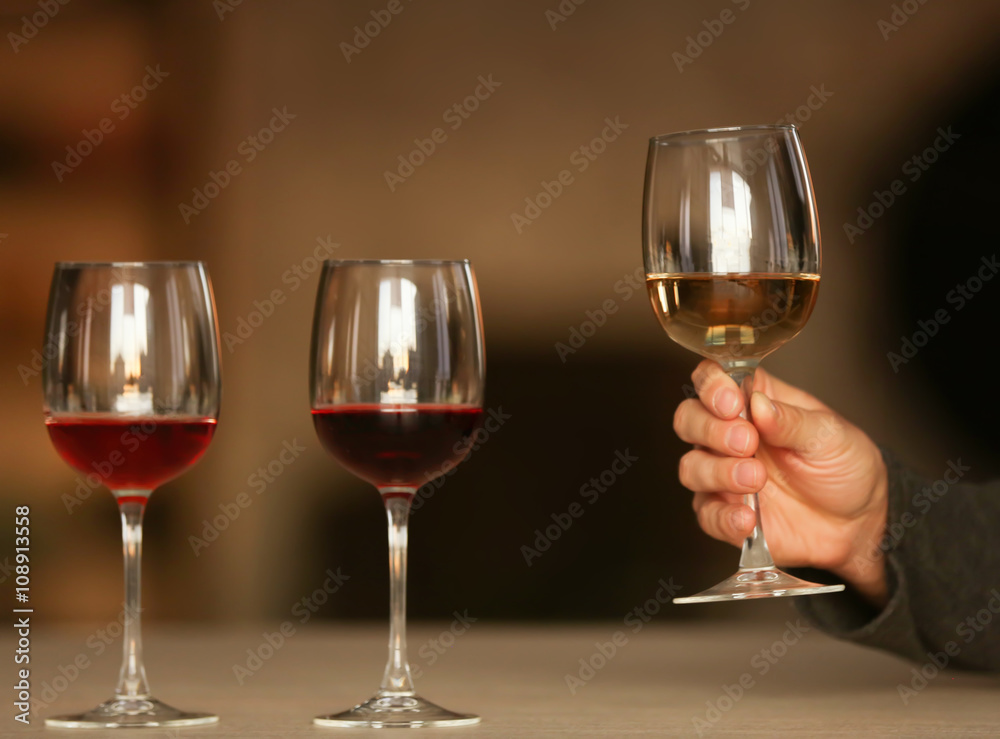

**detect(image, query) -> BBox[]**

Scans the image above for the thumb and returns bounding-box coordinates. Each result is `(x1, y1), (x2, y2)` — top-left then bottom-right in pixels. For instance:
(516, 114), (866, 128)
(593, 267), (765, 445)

(750, 391), (842, 457)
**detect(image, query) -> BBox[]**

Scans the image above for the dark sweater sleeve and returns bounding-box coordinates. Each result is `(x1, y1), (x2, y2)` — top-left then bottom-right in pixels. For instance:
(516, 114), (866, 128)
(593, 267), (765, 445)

(794, 447), (1000, 671)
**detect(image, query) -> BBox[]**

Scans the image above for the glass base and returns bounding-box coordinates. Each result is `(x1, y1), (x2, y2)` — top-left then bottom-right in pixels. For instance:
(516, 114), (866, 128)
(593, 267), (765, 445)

(674, 566), (845, 604)
(314, 693), (480, 729)
(45, 696), (218, 729)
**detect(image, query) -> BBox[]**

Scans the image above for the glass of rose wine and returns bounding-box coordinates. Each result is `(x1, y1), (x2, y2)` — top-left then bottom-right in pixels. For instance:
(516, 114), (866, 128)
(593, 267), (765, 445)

(643, 125), (845, 603)
(42, 262), (221, 727)
(310, 259), (484, 728)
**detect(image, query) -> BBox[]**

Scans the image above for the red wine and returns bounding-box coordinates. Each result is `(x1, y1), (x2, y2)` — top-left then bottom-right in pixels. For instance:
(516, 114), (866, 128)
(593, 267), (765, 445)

(46, 417), (217, 492)
(312, 404), (483, 491)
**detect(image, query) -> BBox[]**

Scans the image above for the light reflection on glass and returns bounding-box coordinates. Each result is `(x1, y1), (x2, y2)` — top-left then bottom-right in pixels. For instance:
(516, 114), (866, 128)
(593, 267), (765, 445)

(111, 283), (153, 413)
(377, 277), (418, 402)
(708, 167), (754, 273)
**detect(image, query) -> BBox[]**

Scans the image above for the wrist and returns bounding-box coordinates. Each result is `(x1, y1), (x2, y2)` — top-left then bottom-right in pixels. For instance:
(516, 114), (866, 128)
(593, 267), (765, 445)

(832, 456), (890, 607)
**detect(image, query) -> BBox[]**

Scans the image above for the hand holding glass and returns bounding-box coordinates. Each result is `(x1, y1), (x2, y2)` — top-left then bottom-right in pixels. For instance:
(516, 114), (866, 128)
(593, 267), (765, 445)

(643, 125), (845, 603)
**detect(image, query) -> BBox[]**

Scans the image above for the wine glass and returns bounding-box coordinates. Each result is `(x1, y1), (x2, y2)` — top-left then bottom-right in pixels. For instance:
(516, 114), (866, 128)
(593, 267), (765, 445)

(310, 259), (484, 728)
(42, 262), (221, 727)
(643, 124), (845, 603)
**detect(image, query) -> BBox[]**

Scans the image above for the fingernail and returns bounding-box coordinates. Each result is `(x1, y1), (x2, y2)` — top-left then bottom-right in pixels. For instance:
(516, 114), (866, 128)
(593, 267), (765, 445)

(730, 509), (747, 533)
(727, 425), (751, 455)
(754, 391), (776, 415)
(735, 461), (757, 488)
(715, 389), (739, 416)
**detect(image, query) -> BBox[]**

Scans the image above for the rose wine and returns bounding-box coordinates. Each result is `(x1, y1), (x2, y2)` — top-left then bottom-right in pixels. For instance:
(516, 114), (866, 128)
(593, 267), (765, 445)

(646, 273), (819, 361)
(312, 404), (483, 491)
(46, 417), (217, 492)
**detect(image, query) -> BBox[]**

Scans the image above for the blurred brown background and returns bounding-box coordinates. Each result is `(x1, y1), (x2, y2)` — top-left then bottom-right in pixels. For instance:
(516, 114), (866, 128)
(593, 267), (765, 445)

(3, 0), (1000, 626)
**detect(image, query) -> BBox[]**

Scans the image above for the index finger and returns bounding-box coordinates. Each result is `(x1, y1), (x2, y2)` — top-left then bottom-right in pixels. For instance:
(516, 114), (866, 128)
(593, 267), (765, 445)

(691, 360), (744, 420)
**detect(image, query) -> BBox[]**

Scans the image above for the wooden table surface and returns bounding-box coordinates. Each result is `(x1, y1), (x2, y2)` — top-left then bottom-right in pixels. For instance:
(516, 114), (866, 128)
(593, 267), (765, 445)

(4, 621), (999, 737)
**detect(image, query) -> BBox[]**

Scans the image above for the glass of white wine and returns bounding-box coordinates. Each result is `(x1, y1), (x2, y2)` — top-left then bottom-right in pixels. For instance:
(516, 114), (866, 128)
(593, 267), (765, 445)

(643, 124), (845, 603)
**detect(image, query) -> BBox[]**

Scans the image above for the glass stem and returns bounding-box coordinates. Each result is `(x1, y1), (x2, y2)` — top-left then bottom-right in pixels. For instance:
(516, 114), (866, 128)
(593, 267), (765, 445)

(379, 493), (415, 696)
(724, 364), (776, 571)
(116, 498), (151, 700)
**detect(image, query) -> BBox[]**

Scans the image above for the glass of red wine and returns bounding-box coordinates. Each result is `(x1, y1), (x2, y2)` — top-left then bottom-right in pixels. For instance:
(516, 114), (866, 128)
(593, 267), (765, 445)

(42, 262), (221, 728)
(310, 259), (485, 728)
(643, 125), (845, 603)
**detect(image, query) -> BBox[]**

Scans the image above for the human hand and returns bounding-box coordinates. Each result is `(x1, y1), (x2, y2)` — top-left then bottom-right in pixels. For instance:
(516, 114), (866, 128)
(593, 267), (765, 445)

(674, 360), (889, 605)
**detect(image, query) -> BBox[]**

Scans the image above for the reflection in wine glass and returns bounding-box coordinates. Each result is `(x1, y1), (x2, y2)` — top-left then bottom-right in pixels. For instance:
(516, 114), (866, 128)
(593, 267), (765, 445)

(643, 125), (845, 603)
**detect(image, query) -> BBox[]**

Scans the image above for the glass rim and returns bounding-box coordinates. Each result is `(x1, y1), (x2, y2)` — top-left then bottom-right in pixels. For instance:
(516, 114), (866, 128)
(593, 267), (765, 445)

(322, 259), (471, 266)
(650, 123), (796, 143)
(54, 261), (207, 268)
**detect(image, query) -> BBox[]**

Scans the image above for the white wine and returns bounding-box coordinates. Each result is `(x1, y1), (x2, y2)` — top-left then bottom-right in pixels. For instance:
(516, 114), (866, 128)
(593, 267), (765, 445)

(646, 273), (819, 361)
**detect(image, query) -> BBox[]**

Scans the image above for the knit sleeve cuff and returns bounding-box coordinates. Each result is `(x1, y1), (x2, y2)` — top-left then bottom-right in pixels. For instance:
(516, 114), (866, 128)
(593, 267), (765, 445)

(792, 447), (929, 663)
